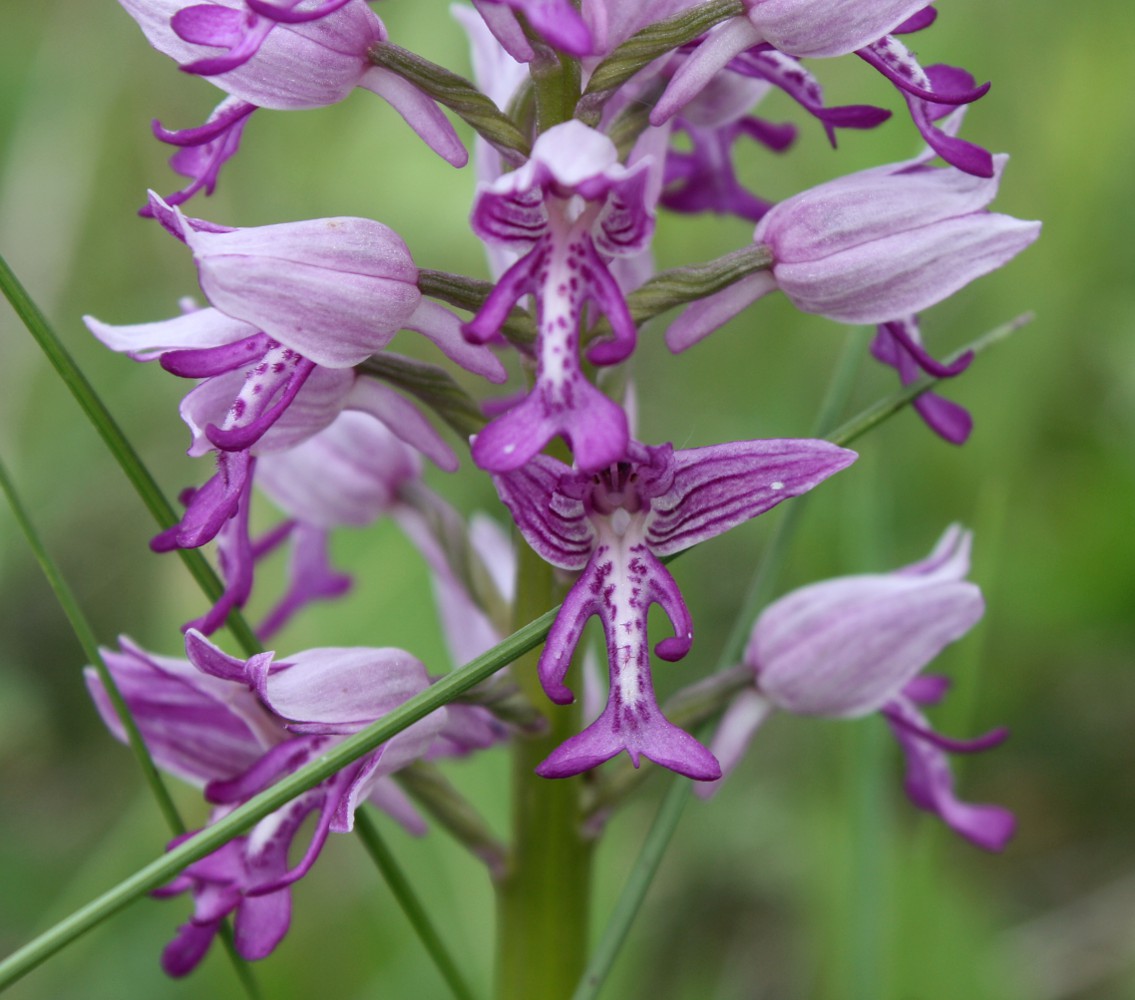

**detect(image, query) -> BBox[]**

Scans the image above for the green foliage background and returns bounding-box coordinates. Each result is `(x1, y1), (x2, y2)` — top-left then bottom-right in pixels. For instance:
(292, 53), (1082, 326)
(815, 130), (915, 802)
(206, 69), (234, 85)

(1, 2), (1132, 998)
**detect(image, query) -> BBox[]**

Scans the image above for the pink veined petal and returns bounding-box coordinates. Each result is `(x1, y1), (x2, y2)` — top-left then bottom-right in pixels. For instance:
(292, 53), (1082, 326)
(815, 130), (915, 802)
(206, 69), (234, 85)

(151, 449), (254, 552)
(471, 377), (630, 473)
(885, 696), (1015, 851)
(161, 918), (219, 977)
(233, 888), (292, 960)
(255, 410), (420, 527)
(756, 156), (1009, 263)
(184, 496), (257, 635)
(774, 213), (1041, 324)
(205, 739), (320, 804)
(403, 298), (507, 382)
(646, 439), (857, 556)
(753, 580), (985, 716)
(332, 713), (447, 831)
(470, 0), (536, 62)
(536, 700), (720, 780)
(245, 0), (356, 24)
(260, 647), (430, 728)
(358, 66), (469, 167)
(516, 0), (594, 56)
(491, 455), (595, 571)
(255, 525), (353, 642)
(696, 688), (773, 798)
(538, 558), (607, 704)
(344, 377), (458, 472)
(181, 214), (421, 367)
(746, 0), (928, 58)
(651, 17), (765, 125)
(83, 307), (259, 361)
(665, 270), (776, 352)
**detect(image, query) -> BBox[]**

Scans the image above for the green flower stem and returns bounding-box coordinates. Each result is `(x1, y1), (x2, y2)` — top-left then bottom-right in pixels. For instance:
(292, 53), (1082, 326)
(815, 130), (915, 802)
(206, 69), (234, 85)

(0, 251), (259, 655)
(530, 46), (581, 134)
(354, 810), (481, 1000)
(495, 540), (592, 1000)
(0, 606), (559, 992)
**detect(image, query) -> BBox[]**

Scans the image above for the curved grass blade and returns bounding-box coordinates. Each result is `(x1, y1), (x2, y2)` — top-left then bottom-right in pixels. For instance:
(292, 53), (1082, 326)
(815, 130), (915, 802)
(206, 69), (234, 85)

(354, 811), (481, 1000)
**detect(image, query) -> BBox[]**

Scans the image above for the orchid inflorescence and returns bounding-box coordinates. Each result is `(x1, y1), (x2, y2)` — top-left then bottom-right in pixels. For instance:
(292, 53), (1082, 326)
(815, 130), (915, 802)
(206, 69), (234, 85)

(78, 0), (1037, 984)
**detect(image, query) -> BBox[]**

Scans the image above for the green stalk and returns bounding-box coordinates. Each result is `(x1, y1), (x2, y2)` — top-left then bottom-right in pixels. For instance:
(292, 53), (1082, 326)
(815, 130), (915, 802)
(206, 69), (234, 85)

(0, 456), (185, 835)
(495, 542), (592, 1000)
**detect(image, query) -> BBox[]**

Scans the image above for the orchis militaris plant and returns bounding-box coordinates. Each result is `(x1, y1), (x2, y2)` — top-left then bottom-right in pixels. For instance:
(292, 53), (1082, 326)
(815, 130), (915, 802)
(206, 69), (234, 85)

(0, 1), (1043, 997)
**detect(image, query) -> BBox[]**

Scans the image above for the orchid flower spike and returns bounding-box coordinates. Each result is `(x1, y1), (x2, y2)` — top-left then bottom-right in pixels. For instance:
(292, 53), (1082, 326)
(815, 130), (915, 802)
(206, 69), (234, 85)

(493, 437), (856, 779)
(667, 154), (1040, 352)
(703, 526), (1015, 851)
(464, 121), (658, 473)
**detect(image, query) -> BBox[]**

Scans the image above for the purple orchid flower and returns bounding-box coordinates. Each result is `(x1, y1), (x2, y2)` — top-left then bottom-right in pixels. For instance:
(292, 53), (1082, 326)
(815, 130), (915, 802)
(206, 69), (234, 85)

(472, 0), (594, 61)
(492, 437), (856, 779)
(118, 0), (466, 182)
(85, 632), (446, 973)
(702, 526), (1015, 851)
(86, 195), (505, 631)
(667, 153), (1040, 352)
(651, 3), (993, 176)
(464, 121), (657, 473)
(871, 316), (974, 444)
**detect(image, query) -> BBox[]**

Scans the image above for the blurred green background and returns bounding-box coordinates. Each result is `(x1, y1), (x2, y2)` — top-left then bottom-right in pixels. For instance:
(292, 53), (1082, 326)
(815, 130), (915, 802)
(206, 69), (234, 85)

(1, 2), (1132, 998)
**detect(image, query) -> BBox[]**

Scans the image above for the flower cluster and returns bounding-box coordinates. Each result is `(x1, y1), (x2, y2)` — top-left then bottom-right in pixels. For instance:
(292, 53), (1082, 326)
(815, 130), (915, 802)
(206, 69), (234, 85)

(81, 0), (1036, 977)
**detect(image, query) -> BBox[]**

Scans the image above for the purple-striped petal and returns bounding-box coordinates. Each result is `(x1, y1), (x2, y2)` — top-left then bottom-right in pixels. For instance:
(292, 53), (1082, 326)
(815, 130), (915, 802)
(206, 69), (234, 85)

(646, 439), (857, 556)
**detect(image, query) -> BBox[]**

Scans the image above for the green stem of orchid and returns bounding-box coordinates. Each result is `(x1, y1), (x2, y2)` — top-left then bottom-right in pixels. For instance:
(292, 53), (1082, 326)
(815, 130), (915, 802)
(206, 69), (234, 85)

(494, 540), (592, 1000)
